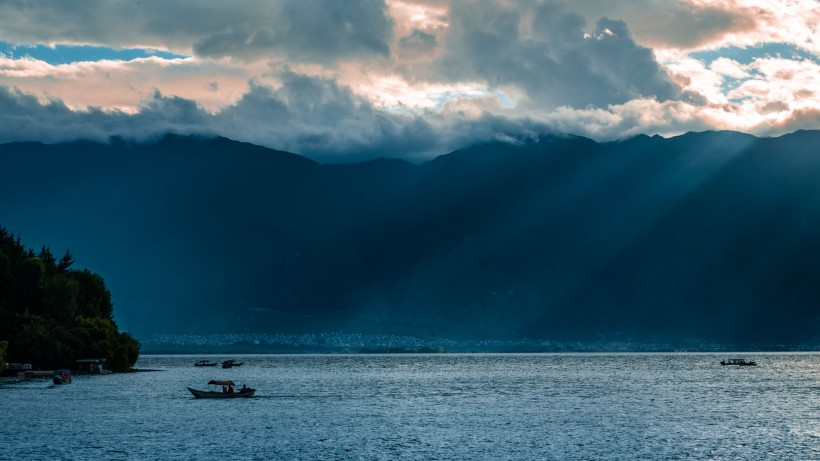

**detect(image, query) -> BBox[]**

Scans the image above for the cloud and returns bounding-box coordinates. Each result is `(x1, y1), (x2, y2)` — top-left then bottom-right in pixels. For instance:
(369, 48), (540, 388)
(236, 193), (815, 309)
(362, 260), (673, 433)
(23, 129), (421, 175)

(767, 107), (820, 134)
(581, 0), (758, 50)
(0, 0), (394, 63)
(0, 76), (446, 161)
(0, 86), (127, 143)
(0, 0), (684, 111)
(710, 0), (820, 55)
(0, 55), (259, 112)
(729, 57), (820, 117)
(710, 57), (749, 79)
(0, 68), (813, 164)
(5, 0), (812, 57)
(555, 0), (819, 55)
(191, 0), (394, 62)
(398, 29), (438, 57)
(0, 75), (560, 161)
(425, 1), (681, 109)
(217, 74), (426, 159)
(0, 0), (816, 158)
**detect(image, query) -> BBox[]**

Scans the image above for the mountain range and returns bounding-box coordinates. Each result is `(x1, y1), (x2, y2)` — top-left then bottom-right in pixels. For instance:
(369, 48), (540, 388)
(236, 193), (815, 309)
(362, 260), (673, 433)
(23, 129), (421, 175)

(2, 130), (819, 345)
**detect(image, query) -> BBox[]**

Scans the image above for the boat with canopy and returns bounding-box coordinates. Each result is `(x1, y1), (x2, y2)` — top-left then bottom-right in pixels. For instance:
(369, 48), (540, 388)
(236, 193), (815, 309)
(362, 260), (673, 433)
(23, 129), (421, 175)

(187, 380), (255, 398)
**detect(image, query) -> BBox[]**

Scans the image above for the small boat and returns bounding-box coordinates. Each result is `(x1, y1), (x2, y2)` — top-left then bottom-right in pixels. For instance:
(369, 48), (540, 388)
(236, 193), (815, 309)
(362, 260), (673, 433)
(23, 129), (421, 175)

(187, 380), (255, 398)
(720, 358), (757, 366)
(221, 359), (244, 368)
(53, 370), (72, 384)
(194, 360), (218, 367)
(76, 358), (111, 374)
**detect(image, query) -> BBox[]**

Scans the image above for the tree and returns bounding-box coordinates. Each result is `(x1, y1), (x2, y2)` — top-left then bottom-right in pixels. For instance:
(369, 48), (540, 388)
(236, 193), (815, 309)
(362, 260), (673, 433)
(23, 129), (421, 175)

(57, 250), (75, 272)
(72, 317), (140, 370)
(0, 226), (139, 371)
(39, 246), (56, 274)
(73, 269), (114, 320)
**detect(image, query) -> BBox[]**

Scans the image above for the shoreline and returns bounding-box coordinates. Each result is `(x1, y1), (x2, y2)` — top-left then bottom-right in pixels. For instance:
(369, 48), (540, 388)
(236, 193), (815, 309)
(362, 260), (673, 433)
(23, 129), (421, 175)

(136, 350), (820, 356)
(0, 368), (163, 381)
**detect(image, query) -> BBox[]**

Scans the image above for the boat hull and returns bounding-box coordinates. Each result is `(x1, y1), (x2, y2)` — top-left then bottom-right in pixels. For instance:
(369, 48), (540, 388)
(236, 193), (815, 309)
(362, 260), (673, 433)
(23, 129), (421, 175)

(187, 387), (255, 398)
(53, 370), (72, 384)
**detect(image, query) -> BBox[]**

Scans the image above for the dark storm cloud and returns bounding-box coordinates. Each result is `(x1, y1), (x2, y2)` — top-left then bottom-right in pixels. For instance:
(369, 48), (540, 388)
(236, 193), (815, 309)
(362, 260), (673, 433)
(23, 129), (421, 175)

(0, 0), (394, 63)
(627, 1), (758, 49)
(0, 81), (445, 161)
(0, 79), (564, 162)
(432, 1), (681, 108)
(0, 87), (121, 142)
(563, 0), (759, 50)
(210, 73), (560, 160)
(191, 0), (393, 62)
(0, 86), (216, 143)
(215, 73), (441, 160)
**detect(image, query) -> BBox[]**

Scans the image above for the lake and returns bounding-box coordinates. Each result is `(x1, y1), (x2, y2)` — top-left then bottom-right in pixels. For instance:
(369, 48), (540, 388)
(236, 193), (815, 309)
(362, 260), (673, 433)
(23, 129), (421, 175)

(3, 353), (819, 460)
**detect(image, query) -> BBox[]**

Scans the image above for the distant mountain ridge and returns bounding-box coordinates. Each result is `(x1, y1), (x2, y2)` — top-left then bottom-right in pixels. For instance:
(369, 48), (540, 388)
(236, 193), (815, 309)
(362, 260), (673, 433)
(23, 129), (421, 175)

(2, 130), (820, 345)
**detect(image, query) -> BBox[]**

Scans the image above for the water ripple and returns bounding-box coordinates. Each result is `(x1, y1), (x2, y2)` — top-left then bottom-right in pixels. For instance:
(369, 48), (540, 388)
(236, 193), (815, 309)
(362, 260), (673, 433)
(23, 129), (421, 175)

(2, 353), (820, 460)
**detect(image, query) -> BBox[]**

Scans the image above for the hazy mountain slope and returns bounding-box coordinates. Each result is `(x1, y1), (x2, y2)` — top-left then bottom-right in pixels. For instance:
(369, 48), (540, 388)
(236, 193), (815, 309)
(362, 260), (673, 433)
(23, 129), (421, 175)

(2, 131), (819, 343)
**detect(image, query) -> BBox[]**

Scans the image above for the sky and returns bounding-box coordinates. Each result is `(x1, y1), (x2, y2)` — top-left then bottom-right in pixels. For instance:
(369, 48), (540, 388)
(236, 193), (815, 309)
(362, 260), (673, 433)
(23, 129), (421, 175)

(0, 0), (817, 161)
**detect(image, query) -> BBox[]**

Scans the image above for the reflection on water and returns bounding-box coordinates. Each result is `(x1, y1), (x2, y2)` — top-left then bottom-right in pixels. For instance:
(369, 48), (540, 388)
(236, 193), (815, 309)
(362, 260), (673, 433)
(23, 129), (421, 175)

(3, 353), (820, 460)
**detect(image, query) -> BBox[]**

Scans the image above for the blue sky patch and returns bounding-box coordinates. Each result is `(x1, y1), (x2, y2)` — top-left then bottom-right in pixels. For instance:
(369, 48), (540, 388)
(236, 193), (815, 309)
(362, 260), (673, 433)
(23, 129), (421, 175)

(691, 43), (818, 65)
(0, 41), (188, 64)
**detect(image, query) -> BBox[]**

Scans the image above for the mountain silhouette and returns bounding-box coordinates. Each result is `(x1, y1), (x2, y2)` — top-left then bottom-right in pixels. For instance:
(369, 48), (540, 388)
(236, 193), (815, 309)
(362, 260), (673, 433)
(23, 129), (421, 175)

(2, 131), (819, 344)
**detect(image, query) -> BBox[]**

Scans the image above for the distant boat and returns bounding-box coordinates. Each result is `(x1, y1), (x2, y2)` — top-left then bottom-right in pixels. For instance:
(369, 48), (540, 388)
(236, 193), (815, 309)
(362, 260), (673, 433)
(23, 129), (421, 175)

(720, 358), (757, 366)
(76, 358), (111, 374)
(194, 360), (218, 367)
(221, 359), (244, 368)
(187, 380), (255, 398)
(53, 370), (72, 384)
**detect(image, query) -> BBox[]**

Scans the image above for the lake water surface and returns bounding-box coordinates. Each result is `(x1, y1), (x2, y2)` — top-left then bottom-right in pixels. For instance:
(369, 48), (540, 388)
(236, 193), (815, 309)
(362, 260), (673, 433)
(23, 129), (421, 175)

(2, 353), (819, 460)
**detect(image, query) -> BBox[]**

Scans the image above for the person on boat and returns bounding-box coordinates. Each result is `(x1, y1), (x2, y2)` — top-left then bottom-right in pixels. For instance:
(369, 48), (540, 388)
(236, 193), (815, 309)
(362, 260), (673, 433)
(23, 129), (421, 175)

(222, 386), (227, 393)
(241, 384), (247, 392)
(228, 385), (234, 394)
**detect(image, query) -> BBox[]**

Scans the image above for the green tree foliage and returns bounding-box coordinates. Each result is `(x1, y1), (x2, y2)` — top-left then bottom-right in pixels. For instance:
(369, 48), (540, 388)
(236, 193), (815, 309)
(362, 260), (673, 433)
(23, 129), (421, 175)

(0, 227), (139, 371)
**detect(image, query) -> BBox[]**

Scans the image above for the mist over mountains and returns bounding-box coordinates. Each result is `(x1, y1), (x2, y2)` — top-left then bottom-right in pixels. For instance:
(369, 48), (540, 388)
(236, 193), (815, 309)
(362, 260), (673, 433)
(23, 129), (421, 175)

(2, 130), (819, 345)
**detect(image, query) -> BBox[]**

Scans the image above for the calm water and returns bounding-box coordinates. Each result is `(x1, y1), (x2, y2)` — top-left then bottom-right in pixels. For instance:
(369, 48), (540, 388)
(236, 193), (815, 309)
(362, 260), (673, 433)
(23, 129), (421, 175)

(2, 353), (819, 460)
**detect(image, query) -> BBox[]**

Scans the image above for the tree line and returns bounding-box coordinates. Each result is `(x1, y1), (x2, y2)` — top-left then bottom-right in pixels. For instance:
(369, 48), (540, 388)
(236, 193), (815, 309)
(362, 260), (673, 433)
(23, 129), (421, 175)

(0, 227), (139, 371)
